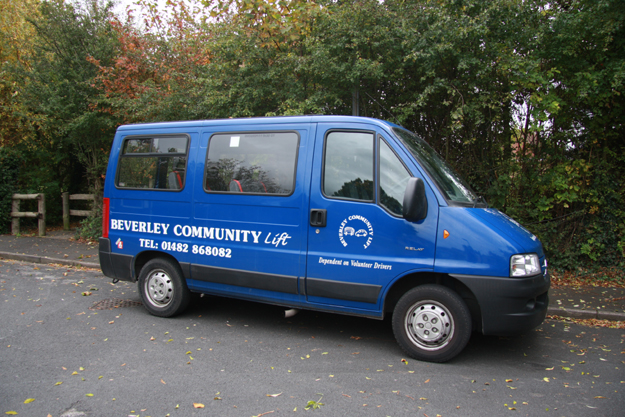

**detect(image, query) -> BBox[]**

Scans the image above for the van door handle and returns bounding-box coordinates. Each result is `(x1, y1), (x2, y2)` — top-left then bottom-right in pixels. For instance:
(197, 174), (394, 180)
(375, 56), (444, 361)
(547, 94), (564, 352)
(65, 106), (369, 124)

(310, 209), (327, 227)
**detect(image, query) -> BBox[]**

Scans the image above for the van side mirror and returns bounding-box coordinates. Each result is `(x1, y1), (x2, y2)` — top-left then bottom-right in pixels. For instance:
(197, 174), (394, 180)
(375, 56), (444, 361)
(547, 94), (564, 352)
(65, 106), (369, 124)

(403, 177), (428, 222)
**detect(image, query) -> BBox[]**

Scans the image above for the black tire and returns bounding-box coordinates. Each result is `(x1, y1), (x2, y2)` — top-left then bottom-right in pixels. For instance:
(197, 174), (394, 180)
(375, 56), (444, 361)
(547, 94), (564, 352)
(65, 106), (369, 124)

(392, 284), (472, 363)
(138, 258), (191, 317)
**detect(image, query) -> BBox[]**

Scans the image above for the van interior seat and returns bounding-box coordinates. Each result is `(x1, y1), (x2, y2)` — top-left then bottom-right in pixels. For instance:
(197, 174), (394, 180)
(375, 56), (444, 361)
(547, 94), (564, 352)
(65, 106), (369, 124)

(229, 179), (243, 192)
(168, 169), (184, 189)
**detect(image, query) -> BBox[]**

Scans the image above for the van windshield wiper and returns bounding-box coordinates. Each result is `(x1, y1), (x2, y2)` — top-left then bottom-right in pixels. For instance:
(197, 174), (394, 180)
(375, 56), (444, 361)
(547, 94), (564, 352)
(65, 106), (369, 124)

(473, 195), (488, 208)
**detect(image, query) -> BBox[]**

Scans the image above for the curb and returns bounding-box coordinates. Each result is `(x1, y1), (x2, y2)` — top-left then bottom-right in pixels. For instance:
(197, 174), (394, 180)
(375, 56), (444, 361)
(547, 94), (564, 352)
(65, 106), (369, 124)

(547, 306), (625, 322)
(0, 251), (100, 269)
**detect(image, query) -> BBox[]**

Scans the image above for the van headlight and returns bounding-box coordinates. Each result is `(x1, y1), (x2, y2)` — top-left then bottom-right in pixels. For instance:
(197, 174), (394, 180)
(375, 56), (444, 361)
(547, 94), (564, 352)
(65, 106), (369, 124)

(510, 253), (541, 277)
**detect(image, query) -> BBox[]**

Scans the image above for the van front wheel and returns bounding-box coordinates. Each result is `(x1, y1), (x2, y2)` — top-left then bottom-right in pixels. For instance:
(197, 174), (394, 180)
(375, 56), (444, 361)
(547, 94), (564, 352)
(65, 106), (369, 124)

(138, 258), (190, 317)
(392, 285), (471, 362)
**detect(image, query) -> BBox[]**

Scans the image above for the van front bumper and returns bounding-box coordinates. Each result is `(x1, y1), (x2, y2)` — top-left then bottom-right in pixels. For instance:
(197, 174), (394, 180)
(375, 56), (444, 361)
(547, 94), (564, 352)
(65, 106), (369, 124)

(451, 272), (550, 335)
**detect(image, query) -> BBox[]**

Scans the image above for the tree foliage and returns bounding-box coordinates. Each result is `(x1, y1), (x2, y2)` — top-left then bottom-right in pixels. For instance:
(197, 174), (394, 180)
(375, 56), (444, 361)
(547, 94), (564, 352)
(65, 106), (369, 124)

(23, 0), (119, 193)
(1, 0), (119, 225)
(1, 0), (623, 270)
(0, 147), (23, 234)
(0, 0), (39, 147)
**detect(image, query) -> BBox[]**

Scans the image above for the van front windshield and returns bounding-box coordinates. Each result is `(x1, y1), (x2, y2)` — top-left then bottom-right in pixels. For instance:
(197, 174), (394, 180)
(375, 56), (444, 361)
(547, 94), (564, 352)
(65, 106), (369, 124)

(392, 128), (480, 205)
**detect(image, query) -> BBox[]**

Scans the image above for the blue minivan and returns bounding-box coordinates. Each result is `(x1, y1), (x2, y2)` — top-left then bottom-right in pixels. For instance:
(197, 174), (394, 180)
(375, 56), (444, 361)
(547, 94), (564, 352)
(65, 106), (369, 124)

(99, 115), (549, 362)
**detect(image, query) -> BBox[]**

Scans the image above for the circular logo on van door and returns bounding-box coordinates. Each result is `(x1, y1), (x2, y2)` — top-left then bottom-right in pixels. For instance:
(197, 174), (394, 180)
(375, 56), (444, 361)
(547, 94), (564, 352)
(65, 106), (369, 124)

(338, 215), (374, 249)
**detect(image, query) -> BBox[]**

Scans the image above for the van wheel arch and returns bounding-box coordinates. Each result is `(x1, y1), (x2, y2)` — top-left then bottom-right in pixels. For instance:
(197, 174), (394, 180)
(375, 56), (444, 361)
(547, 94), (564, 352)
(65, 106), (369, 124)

(383, 272), (482, 333)
(133, 251), (181, 282)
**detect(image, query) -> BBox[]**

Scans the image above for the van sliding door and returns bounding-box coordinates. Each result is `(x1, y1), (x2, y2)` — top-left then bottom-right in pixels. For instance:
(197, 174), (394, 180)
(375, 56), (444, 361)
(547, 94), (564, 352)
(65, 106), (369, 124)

(188, 125), (314, 305)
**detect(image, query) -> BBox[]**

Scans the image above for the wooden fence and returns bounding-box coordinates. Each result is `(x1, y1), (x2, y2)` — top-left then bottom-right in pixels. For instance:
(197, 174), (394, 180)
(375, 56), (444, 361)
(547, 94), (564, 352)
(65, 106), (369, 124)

(11, 193), (46, 236)
(62, 192), (95, 230)
(9, 193), (96, 235)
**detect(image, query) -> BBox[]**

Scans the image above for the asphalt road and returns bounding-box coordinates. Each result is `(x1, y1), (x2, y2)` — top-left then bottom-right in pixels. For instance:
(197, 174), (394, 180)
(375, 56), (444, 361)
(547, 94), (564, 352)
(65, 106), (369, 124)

(1, 259), (623, 417)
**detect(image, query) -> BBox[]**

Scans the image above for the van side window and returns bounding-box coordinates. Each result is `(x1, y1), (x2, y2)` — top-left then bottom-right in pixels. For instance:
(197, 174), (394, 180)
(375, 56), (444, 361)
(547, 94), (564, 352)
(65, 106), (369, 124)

(323, 131), (374, 201)
(379, 139), (411, 216)
(116, 136), (189, 190)
(205, 132), (299, 195)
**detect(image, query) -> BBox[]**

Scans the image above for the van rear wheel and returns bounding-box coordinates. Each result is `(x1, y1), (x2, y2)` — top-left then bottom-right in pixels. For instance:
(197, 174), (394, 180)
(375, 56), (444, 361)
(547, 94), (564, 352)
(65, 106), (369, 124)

(392, 285), (471, 362)
(138, 258), (190, 317)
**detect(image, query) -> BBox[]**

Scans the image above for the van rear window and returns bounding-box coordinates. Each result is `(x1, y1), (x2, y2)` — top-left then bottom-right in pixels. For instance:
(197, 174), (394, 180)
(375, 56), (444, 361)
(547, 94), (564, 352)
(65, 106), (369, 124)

(205, 132), (299, 195)
(116, 135), (189, 190)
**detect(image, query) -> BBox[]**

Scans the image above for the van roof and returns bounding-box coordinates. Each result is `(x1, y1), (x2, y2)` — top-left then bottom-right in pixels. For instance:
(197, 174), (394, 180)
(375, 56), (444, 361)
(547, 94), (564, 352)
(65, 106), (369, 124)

(116, 115), (402, 131)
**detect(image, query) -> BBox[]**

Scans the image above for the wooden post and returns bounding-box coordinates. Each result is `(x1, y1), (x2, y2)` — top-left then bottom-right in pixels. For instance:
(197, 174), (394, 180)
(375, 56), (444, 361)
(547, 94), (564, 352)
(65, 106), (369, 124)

(11, 198), (20, 235)
(10, 193), (45, 236)
(38, 193), (46, 237)
(62, 192), (70, 230)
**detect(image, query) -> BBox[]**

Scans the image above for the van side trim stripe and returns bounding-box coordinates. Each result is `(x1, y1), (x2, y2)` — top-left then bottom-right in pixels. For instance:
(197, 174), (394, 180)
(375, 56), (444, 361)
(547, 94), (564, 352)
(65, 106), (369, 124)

(306, 278), (381, 304)
(190, 264), (298, 294)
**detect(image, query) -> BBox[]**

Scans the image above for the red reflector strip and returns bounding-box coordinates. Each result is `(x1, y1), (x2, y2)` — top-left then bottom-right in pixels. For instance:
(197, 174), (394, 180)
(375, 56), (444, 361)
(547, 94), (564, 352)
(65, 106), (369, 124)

(102, 197), (110, 238)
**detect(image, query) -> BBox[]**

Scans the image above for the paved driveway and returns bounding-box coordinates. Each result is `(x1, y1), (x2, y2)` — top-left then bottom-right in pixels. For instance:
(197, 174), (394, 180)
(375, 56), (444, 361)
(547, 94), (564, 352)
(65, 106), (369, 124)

(1, 260), (623, 416)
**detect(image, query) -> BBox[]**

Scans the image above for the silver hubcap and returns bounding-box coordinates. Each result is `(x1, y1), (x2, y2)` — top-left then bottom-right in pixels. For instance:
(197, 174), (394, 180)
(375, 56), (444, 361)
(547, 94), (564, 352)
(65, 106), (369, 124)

(405, 300), (454, 351)
(145, 269), (173, 308)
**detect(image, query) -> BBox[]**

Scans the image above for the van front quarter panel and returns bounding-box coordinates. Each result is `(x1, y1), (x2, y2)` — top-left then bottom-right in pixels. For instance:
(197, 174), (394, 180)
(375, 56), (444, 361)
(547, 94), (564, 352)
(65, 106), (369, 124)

(99, 115), (549, 363)
(435, 207), (550, 335)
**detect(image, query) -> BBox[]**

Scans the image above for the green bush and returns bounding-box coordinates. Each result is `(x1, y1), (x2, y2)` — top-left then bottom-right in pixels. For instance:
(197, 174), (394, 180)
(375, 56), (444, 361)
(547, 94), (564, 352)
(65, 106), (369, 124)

(75, 204), (102, 242)
(0, 148), (24, 234)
